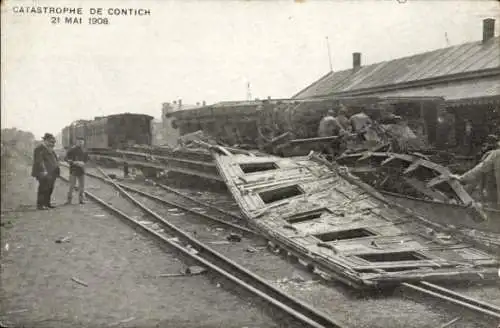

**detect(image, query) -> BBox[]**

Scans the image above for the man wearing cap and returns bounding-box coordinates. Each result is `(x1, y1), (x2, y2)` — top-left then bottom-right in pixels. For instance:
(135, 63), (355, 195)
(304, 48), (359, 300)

(318, 109), (345, 138)
(336, 105), (351, 131)
(349, 111), (373, 134)
(318, 109), (346, 158)
(64, 138), (89, 204)
(31, 133), (60, 210)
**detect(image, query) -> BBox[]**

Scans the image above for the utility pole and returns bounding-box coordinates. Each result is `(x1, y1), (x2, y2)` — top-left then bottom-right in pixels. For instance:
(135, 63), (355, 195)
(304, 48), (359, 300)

(246, 82), (252, 101)
(326, 36), (333, 72)
(444, 32), (450, 46)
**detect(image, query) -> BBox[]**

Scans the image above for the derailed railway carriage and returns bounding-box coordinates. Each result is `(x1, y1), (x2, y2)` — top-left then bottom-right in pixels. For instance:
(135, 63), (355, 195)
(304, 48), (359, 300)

(61, 113), (153, 150)
(169, 96), (444, 150)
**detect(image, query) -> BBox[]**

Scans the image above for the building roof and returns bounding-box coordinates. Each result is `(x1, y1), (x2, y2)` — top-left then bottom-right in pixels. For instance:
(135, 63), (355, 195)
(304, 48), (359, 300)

(294, 37), (500, 99)
(361, 77), (500, 107)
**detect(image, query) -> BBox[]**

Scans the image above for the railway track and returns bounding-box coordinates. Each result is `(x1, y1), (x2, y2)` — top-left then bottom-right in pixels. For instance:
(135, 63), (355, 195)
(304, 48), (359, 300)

(401, 281), (500, 320)
(59, 163), (500, 327)
(58, 165), (347, 328)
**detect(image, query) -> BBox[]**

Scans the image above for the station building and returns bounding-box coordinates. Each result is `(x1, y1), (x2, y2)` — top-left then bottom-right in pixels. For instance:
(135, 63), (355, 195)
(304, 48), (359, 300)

(293, 19), (500, 151)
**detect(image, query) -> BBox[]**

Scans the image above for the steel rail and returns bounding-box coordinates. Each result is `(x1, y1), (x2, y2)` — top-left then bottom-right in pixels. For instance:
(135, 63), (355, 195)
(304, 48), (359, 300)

(401, 282), (500, 320)
(116, 182), (255, 235)
(420, 281), (500, 314)
(153, 181), (243, 221)
(59, 163), (500, 322)
(59, 167), (346, 328)
(70, 166), (253, 235)
(380, 189), (500, 213)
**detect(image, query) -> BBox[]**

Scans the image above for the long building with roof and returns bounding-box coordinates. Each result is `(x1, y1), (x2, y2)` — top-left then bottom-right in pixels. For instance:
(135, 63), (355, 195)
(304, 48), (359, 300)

(293, 18), (500, 150)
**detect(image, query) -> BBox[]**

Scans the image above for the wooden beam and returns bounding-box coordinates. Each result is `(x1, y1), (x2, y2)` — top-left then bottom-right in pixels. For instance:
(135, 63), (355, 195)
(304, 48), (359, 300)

(403, 160), (424, 175)
(381, 156), (398, 166)
(357, 152), (374, 162)
(426, 175), (449, 188)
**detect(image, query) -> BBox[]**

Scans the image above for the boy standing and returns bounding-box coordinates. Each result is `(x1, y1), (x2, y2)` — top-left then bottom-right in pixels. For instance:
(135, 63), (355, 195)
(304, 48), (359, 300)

(64, 138), (89, 204)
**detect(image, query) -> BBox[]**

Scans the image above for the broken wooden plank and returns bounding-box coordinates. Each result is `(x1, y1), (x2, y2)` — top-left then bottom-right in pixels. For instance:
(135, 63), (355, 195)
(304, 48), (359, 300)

(403, 177), (449, 202)
(380, 155), (398, 166)
(426, 174), (449, 188)
(403, 159), (424, 175)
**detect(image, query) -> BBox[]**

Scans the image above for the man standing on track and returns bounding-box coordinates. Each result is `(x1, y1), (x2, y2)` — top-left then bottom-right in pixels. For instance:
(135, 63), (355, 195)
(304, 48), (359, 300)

(64, 137), (89, 205)
(31, 133), (60, 210)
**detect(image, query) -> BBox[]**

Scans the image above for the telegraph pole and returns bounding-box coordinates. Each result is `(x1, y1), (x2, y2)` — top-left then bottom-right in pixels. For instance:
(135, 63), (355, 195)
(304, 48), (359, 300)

(246, 82), (252, 101)
(326, 36), (333, 72)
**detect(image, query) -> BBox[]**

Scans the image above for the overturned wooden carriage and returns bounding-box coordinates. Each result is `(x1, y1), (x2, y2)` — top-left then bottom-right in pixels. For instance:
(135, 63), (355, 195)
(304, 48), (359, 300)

(211, 146), (498, 288)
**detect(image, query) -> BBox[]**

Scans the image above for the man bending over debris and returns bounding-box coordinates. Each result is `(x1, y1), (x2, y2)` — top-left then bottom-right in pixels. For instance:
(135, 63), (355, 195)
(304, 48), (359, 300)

(64, 138), (89, 205)
(336, 105), (351, 131)
(451, 143), (500, 208)
(318, 109), (346, 158)
(31, 133), (60, 210)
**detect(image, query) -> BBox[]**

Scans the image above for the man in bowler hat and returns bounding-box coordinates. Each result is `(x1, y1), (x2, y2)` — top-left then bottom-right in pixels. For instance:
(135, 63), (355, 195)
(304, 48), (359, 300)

(31, 133), (60, 209)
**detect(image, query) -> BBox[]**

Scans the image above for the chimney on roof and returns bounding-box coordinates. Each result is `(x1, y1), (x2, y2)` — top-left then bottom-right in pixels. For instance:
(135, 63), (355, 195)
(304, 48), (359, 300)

(202, 100), (206, 106)
(483, 18), (495, 42)
(178, 99), (182, 109)
(353, 52), (361, 70)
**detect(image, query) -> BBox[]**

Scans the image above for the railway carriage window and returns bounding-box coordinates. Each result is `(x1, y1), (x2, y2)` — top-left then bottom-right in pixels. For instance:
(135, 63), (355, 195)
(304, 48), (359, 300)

(240, 162), (278, 173)
(356, 251), (428, 262)
(314, 228), (376, 242)
(259, 185), (303, 204)
(286, 208), (332, 224)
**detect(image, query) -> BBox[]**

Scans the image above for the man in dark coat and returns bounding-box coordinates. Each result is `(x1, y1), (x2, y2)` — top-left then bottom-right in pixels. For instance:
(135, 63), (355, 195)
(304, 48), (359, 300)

(31, 133), (60, 209)
(64, 138), (89, 204)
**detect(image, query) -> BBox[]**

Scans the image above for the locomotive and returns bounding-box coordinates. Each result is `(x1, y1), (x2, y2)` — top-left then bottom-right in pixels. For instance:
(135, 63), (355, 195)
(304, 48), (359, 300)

(61, 113), (154, 150)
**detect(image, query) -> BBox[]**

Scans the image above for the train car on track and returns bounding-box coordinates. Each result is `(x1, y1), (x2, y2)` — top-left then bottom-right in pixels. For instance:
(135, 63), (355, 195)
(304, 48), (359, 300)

(61, 120), (91, 149)
(61, 113), (154, 150)
(61, 125), (72, 149)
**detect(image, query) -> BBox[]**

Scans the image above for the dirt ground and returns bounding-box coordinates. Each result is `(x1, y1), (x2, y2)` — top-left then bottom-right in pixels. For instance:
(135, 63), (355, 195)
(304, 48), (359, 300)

(0, 155), (280, 328)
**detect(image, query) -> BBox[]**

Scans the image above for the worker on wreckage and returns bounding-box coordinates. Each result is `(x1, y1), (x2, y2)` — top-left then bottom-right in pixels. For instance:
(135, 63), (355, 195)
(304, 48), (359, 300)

(335, 104), (351, 131)
(318, 106), (388, 157)
(348, 110), (383, 148)
(318, 109), (348, 158)
(450, 138), (500, 208)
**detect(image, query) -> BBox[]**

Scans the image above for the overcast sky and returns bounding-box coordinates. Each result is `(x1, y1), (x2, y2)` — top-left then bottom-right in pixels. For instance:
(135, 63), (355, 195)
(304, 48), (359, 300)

(2, 0), (499, 139)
